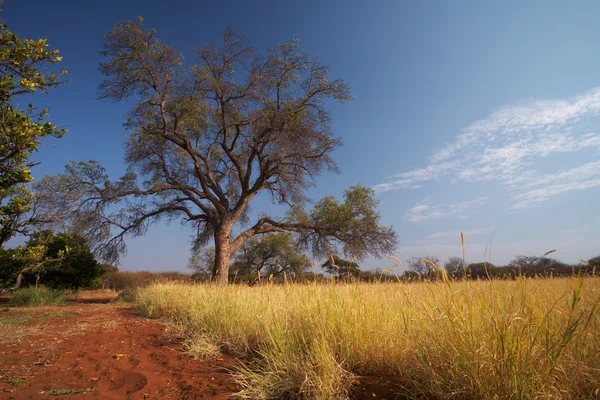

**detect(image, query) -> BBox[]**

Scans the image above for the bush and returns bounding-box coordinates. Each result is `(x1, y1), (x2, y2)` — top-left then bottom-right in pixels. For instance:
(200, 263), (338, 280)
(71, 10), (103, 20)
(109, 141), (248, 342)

(20, 231), (102, 290)
(115, 288), (137, 303)
(101, 270), (192, 291)
(10, 287), (66, 307)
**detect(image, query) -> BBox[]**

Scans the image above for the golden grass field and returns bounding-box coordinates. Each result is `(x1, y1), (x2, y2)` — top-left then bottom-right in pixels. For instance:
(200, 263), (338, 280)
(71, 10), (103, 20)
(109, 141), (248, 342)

(137, 277), (600, 399)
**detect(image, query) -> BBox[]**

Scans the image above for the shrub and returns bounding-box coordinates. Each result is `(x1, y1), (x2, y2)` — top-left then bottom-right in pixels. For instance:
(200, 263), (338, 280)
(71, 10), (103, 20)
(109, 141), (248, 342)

(115, 288), (137, 303)
(10, 287), (66, 307)
(466, 262), (498, 279)
(100, 270), (192, 291)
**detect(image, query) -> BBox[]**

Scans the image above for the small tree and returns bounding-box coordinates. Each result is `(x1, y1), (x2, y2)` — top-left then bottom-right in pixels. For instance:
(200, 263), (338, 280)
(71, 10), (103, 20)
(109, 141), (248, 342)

(587, 255), (600, 268)
(36, 19), (397, 284)
(28, 231), (101, 289)
(231, 233), (310, 281)
(99, 263), (119, 289)
(407, 255), (440, 278)
(444, 256), (463, 276)
(11, 231), (101, 289)
(322, 256), (361, 279)
(466, 262), (497, 279)
(9, 232), (68, 289)
(188, 247), (216, 277)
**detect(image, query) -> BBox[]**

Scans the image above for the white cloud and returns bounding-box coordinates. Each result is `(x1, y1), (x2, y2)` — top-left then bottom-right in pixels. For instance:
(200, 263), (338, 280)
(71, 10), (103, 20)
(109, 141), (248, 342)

(375, 87), (600, 209)
(405, 197), (489, 223)
(432, 88), (600, 163)
(372, 161), (458, 192)
(425, 226), (496, 240)
(511, 161), (600, 209)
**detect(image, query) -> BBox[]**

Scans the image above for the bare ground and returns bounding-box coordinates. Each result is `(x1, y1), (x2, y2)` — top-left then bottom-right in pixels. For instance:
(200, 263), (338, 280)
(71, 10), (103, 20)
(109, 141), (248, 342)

(0, 293), (401, 400)
(0, 294), (238, 399)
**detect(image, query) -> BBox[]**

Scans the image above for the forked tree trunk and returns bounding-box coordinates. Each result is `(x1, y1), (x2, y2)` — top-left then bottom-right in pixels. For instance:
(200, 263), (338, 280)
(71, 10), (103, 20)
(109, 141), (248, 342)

(213, 228), (232, 286)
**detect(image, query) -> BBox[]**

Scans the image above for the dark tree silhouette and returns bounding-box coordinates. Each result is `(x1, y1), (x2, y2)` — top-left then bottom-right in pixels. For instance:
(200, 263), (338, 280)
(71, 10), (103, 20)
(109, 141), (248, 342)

(322, 256), (361, 278)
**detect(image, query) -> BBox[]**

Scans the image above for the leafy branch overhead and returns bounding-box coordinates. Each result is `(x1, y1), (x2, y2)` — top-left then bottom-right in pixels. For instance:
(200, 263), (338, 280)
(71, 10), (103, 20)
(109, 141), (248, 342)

(36, 18), (397, 284)
(0, 23), (66, 245)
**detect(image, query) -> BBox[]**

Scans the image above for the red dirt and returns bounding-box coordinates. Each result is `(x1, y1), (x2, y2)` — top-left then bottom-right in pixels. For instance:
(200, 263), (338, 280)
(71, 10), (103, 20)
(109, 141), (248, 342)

(0, 294), (403, 399)
(0, 298), (238, 399)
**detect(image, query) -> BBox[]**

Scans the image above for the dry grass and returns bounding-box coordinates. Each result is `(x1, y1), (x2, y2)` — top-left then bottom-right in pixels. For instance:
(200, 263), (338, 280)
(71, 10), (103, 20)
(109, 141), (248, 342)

(137, 277), (600, 399)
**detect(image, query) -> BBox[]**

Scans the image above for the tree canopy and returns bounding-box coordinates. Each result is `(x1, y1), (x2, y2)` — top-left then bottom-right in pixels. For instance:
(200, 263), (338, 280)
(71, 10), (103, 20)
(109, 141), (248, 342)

(0, 22), (66, 245)
(322, 255), (361, 278)
(230, 233), (310, 281)
(0, 231), (100, 290)
(407, 255), (440, 276)
(444, 256), (464, 275)
(36, 19), (397, 284)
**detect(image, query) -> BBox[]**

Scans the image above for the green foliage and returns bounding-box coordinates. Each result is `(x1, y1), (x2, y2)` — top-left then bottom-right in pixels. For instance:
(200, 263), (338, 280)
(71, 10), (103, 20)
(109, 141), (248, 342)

(0, 246), (21, 288)
(1, 231), (101, 289)
(0, 314), (32, 325)
(297, 185), (397, 259)
(115, 288), (137, 303)
(0, 23), (66, 245)
(42, 388), (94, 395)
(231, 233), (311, 281)
(587, 255), (600, 268)
(321, 255), (361, 278)
(23, 231), (101, 289)
(466, 262), (498, 279)
(10, 286), (65, 307)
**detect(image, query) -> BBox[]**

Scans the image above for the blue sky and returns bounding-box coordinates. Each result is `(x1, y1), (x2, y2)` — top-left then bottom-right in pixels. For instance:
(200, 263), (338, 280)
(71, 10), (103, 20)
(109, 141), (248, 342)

(4, 0), (599, 271)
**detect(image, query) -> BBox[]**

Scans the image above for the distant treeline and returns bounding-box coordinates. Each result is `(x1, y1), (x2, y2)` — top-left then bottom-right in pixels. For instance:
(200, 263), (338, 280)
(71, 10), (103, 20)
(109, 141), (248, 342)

(183, 254), (600, 285)
(99, 266), (192, 291)
(391, 255), (600, 282)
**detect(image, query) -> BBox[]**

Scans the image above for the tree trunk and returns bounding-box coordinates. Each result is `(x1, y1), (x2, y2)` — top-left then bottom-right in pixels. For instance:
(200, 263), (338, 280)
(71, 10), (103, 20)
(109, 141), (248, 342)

(213, 228), (232, 285)
(14, 272), (23, 289)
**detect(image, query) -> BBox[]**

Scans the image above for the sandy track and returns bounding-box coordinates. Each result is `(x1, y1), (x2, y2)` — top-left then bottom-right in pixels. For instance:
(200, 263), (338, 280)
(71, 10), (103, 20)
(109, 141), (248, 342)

(0, 300), (239, 399)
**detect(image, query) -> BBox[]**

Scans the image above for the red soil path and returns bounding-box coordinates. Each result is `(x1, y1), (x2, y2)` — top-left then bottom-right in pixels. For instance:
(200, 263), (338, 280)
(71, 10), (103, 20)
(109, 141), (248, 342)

(0, 296), (238, 399)
(0, 293), (400, 399)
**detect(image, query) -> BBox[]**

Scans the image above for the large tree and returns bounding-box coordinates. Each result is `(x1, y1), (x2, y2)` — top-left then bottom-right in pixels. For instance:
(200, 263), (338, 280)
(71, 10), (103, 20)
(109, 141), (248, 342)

(0, 22), (66, 245)
(36, 19), (397, 284)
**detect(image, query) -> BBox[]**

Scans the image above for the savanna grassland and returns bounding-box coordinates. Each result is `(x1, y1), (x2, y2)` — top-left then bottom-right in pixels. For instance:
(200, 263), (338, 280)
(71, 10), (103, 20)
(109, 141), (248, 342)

(137, 277), (600, 399)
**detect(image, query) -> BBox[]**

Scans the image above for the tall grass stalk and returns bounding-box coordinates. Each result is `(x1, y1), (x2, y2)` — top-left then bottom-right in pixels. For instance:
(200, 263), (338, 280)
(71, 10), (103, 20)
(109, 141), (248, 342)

(137, 278), (600, 399)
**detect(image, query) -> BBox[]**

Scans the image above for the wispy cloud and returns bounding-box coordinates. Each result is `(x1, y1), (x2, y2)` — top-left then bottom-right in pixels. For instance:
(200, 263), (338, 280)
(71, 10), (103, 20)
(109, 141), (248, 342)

(372, 161), (457, 192)
(405, 197), (489, 223)
(375, 88), (600, 209)
(511, 161), (600, 209)
(425, 226), (495, 240)
(432, 88), (600, 163)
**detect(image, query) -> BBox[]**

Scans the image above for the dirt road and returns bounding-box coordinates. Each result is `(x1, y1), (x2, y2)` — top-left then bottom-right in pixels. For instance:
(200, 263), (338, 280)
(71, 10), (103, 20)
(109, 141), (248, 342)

(0, 294), (400, 400)
(0, 297), (239, 399)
